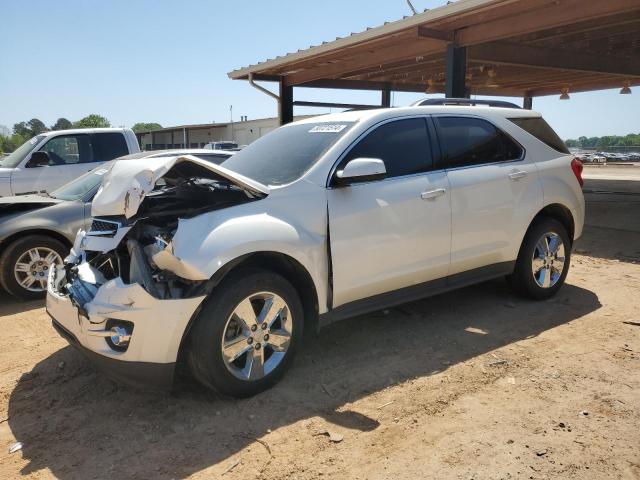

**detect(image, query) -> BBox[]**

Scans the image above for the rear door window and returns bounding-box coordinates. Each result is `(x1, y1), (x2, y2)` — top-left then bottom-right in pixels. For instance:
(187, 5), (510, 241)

(435, 116), (523, 169)
(508, 117), (569, 154)
(92, 133), (129, 162)
(342, 118), (433, 178)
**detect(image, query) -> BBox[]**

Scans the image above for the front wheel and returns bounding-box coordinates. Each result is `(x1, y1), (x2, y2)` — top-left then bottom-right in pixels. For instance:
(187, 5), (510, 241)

(507, 217), (571, 300)
(187, 269), (304, 397)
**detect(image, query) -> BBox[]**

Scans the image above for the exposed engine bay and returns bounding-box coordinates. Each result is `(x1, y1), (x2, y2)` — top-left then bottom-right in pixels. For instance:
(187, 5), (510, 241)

(56, 156), (268, 311)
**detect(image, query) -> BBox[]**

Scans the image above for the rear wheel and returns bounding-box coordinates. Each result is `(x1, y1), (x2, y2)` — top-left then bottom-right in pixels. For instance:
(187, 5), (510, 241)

(0, 235), (67, 300)
(187, 269), (303, 397)
(508, 217), (571, 300)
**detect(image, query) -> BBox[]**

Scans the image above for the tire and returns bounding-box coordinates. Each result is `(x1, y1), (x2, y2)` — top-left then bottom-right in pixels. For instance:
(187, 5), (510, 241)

(507, 217), (571, 300)
(187, 268), (304, 398)
(0, 235), (68, 301)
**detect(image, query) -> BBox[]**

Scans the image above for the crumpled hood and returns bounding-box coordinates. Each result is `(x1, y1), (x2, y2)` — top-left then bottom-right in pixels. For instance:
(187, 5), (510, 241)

(91, 155), (270, 218)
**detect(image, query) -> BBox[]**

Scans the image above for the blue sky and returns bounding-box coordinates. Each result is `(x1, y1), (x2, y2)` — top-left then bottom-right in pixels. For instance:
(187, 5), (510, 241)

(1, 0), (637, 140)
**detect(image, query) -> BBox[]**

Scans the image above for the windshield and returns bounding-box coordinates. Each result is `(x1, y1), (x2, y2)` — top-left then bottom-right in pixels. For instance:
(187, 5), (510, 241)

(221, 122), (354, 185)
(50, 163), (112, 201)
(0, 135), (46, 168)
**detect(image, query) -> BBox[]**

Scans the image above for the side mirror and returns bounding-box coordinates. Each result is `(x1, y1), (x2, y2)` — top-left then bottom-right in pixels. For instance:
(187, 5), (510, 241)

(334, 158), (386, 186)
(27, 151), (50, 168)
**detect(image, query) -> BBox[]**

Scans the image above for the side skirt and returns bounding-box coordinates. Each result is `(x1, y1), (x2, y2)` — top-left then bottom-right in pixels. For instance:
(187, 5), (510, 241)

(319, 261), (515, 328)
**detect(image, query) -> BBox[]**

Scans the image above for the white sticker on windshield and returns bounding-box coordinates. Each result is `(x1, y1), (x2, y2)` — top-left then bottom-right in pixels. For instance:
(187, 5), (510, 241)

(309, 124), (348, 133)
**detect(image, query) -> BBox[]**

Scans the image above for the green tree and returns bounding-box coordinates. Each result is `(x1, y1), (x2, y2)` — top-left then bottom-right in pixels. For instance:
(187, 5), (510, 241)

(13, 121), (30, 138)
(598, 136), (613, 148)
(27, 118), (47, 136)
(51, 118), (73, 130)
(12, 119), (47, 138)
(566, 133), (640, 149)
(131, 122), (162, 133)
(74, 114), (111, 129)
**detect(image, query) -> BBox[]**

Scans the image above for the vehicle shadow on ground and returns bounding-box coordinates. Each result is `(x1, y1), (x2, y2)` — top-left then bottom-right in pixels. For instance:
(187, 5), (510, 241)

(0, 291), (43, 316)
(7, 280), (600, 479)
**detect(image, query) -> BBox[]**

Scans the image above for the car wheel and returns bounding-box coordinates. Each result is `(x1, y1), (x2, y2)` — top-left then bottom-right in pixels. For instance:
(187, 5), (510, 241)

(0, 235), (67, 301)
(187, 268), (304, 398)
(507, 217), (571, 300)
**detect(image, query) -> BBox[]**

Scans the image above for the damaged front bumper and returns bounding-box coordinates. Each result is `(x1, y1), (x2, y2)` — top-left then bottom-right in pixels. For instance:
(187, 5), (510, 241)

(46, 265), (205, 389)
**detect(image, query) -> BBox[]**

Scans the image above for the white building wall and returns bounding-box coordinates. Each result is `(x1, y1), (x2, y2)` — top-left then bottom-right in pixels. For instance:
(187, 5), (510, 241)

(138, 115), (316, 150)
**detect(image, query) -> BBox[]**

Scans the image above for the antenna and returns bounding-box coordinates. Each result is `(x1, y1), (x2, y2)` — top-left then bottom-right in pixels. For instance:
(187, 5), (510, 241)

(406, 0), (418, 15)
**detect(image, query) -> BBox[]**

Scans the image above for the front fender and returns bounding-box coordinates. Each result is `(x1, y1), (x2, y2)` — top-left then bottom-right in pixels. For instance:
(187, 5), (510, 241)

(169, 209), (329, 314)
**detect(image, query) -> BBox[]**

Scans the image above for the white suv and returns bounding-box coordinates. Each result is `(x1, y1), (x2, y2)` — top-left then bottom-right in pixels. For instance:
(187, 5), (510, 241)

(47, 105), (585, 397)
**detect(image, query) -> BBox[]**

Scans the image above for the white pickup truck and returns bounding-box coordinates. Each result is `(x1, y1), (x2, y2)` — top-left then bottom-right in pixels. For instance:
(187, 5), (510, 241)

(0, 128), (140, 197)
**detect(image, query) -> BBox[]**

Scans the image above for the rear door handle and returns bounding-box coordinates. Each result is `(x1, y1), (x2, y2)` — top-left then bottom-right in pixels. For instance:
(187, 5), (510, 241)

(421, 188), (447, 200)
(508, 170), (528, 181)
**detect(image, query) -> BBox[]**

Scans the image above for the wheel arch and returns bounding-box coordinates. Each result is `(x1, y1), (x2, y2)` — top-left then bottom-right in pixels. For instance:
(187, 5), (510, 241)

(514, 202), (575, 265)
(176, 251), (320, 370)
(531, 203), (575, 243)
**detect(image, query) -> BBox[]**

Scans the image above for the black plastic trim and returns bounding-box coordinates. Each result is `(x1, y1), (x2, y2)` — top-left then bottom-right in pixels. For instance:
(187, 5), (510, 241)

(319, 261), (515, 327)
(415, 98), (521, 109)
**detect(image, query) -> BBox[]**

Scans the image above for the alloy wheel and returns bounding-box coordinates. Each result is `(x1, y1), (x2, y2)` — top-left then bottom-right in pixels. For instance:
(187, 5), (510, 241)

(221, 292), (293, 381)
(13, 247), (63, 293)
(531, 232), (565, 288)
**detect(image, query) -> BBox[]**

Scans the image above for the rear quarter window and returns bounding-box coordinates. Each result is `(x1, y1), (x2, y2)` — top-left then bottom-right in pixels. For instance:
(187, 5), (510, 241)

(92, 133), (129, 162)
(435, 116), (523, 169)
(508, 117), (569, 154)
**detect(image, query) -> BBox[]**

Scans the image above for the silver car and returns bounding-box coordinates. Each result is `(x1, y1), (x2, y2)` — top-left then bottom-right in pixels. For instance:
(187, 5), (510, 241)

(0, 149), (233, 299)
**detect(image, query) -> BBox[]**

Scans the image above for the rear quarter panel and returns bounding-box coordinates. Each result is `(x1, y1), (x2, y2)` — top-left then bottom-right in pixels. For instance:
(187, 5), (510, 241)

(535, 154), (585, 240)
(493, 114), (585, 242)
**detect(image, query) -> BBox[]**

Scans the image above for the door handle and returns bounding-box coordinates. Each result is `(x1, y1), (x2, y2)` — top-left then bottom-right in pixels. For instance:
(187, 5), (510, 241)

(508, 170), (528, 181)
(421, 188), (447, 200)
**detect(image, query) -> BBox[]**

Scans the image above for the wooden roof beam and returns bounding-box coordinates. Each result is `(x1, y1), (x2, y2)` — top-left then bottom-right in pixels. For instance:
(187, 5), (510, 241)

(298, 78), (428, 93)
(417, 26), (454, 43)
(521, 15), (640, 46)
(285, 38), (445, 86)
(341, 55), (444, 81)
(456, 0), (640, 46)
(469, 41), (640, 77)
(529, 78), (640, 97)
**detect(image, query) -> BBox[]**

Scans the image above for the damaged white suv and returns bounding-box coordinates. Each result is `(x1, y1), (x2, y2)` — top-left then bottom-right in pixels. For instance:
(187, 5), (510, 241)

(47, 106), (585, 397)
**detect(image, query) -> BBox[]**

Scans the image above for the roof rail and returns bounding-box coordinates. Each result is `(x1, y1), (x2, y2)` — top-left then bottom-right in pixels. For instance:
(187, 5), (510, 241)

(413, 98), (522, 109)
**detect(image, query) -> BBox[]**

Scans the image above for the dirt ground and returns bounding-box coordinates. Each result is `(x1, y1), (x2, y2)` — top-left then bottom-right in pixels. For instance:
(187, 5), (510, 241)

(1, 165), (639, 480)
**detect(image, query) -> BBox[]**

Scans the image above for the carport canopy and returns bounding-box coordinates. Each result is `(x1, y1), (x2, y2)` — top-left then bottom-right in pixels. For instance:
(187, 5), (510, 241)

(228, 0), (640, 124)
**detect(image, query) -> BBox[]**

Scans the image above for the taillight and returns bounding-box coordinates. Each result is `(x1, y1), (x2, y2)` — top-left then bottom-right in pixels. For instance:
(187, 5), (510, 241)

(571, 158), (584, 187)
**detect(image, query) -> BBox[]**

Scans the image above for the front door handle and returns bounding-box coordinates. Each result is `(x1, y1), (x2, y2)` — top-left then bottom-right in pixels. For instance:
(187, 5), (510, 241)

(508, 170), (528, 181)
(421, 188), (447, 200)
